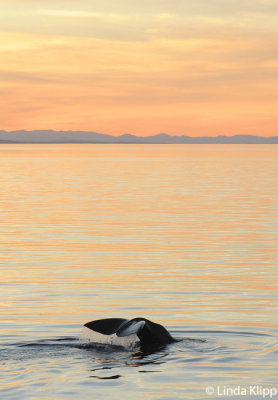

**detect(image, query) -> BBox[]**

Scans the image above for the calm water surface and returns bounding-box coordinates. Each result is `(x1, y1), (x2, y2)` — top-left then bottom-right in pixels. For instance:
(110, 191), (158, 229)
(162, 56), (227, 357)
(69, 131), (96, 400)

(1, 144), (278, 399)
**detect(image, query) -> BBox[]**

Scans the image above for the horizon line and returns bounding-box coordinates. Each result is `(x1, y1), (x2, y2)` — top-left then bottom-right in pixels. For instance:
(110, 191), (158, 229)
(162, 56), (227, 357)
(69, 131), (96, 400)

(1, 129), (278, 138)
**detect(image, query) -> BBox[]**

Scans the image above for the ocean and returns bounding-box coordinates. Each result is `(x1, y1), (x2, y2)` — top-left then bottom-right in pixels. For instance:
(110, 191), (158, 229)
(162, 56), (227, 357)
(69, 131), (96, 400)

(1, 144), (278, 399)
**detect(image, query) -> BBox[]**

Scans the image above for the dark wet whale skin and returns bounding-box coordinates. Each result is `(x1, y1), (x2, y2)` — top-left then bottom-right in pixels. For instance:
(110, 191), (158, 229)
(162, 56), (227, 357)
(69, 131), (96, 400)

(84, 317), (176, 349)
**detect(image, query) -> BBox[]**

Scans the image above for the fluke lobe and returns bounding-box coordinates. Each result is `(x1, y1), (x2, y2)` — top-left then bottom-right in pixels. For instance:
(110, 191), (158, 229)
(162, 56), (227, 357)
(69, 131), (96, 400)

(82, 317), (176, 349)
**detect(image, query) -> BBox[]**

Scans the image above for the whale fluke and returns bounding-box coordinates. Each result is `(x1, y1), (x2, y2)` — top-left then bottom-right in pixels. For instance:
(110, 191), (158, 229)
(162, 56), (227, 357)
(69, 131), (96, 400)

(82, 317), (176, 349)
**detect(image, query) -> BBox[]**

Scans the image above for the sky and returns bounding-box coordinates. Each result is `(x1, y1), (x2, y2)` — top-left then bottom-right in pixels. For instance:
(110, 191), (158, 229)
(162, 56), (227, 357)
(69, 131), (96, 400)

(0, 0), (277, 137)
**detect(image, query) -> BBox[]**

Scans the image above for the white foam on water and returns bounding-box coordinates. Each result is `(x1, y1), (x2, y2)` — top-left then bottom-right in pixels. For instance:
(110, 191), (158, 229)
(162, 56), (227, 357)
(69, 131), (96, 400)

(80, 326), (139, 349)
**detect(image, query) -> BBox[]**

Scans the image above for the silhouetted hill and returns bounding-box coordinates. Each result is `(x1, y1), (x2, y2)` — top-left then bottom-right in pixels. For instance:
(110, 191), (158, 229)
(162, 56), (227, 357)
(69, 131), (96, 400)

(0, 130), (277, 144)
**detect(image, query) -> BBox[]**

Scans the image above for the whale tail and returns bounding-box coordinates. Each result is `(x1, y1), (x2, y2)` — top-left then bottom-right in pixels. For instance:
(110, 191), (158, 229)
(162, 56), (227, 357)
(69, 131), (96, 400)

(83, 317), (176, 349)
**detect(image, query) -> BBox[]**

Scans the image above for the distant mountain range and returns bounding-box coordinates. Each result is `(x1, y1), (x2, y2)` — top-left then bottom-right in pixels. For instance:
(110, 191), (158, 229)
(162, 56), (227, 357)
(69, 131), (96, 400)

(0, 130), (278, 144)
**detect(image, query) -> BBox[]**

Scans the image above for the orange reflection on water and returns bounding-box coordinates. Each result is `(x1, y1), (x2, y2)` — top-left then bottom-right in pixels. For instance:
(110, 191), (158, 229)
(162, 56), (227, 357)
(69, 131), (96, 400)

(0, 144), (278, 334)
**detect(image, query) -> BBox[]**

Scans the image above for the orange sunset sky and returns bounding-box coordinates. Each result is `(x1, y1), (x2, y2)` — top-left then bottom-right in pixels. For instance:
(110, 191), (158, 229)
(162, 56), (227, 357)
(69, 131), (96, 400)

(0, 0), (277, 137)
